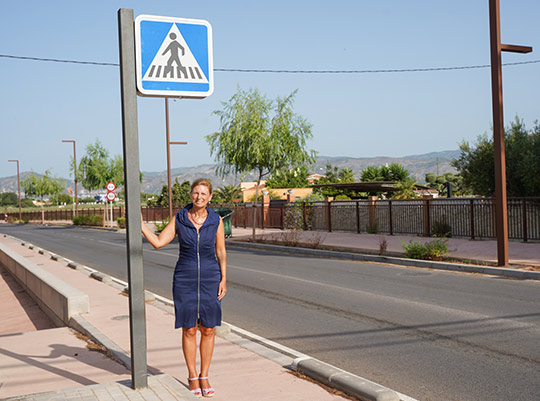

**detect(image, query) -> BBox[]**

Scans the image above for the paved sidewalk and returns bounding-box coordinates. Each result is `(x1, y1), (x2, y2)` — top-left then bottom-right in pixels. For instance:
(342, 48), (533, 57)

(0, 234), (355, 401)
(228, 227), (540, 268)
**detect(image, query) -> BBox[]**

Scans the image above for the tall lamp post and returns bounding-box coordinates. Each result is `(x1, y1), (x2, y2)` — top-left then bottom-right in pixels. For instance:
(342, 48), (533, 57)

(8, 159), (22, 221)
(61, 140), (78, 216)
(489, 0), (532, 266)
(165, 98), (187, 220)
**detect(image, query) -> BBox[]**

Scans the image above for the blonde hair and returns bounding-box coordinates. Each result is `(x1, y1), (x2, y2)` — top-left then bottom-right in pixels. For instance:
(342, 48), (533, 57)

(191, 178), (213, 194)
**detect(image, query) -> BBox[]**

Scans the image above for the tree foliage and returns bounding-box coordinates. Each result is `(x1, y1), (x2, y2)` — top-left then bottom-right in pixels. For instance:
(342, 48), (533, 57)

(425, 172), (470, 197)
(207, 87), (316, 240)
(360, 163), (410, 182)
(313, 163), (356, 198)
(78, 140), (124, 191)
(360, 163), (417, 199)
(0, 192), (18, 206)
(21, 170), (65, 223)
(452, 117), (540, 197)
(266, 165), (310, 189)
(212, 185), (242, 204)
(156, 179), (192, 207)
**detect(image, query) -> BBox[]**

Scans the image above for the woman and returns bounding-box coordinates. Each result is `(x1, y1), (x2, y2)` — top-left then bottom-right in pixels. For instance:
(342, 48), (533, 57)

(142, 178), (227, 398)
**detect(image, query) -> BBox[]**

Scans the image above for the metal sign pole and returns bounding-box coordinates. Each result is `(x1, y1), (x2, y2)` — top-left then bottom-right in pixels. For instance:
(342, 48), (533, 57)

(118, 8), (148, 389)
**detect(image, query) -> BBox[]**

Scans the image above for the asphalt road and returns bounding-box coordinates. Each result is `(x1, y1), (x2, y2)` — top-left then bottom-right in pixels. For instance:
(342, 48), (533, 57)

(2, 224), (540, 401)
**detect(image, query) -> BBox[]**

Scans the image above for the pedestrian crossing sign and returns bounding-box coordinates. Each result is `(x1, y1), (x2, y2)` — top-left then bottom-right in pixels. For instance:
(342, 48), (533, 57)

(135, 14), (213, 98)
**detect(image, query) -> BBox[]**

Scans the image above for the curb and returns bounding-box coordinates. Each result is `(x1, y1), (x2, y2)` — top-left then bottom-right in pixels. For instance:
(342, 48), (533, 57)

(226, 240), (540, 280)
(1, 233), (416, 401)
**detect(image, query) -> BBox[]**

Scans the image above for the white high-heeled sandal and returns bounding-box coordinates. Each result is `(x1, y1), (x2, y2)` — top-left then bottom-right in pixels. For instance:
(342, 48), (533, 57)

(188, 377), (202, 398)
(199, 376), (215, 398)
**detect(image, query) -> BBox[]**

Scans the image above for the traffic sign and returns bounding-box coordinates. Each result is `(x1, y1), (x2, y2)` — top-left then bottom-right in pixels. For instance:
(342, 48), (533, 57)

(106, 191), (117, 202)
(135, 14), (213, 98)
(106, 182), (116, 192)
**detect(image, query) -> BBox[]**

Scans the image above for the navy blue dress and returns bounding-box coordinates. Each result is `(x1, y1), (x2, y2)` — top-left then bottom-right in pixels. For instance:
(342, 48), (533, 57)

(173, 205), (222, 329)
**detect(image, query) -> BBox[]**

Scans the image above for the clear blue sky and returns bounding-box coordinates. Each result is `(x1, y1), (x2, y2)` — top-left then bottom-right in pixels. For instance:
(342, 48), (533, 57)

(1, 0), (539, 179)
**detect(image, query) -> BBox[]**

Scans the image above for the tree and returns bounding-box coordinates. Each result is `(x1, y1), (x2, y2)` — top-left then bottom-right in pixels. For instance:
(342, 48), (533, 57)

(313, 163), (356, 198)
(207, 87), (316, 240)
(157, 179), (192, 207)
(360, 163), (410, 182)
(0, 192), (18, 206)
(266, 165), (310, 189)
(425, 172), (470, 197)
(78, 140), (125, 226)
(452, 117), (540, 197)
(78, 140), (124, 190)
(360, 163), (416, 198)
(50, 193), (72, 205)
(21, 170), (65, 224)
(212, 185), (242, 204)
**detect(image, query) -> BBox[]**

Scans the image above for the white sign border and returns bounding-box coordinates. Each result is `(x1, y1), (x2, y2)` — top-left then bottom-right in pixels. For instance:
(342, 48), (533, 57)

(135, 14), (214, 99)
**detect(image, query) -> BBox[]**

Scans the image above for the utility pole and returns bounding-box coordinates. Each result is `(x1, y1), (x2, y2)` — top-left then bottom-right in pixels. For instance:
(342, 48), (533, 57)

(165, 98), (187, 220)
(61, 140), (78, 216)
(488, 0), (532, 266)
(8, 159), (22, 221)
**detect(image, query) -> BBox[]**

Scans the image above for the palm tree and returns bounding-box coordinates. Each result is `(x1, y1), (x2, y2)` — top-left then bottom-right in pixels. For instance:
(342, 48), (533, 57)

(214, 185), (242, 204)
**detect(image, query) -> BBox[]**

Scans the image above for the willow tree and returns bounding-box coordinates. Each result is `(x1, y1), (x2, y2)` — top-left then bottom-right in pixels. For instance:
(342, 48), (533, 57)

(21, 170), (65, 224)
(206, 88), (316, 241)
(77, 140), (124, 226)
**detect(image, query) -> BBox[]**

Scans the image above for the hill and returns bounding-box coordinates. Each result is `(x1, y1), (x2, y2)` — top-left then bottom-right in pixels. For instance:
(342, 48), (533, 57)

(0, 150), (460, 195)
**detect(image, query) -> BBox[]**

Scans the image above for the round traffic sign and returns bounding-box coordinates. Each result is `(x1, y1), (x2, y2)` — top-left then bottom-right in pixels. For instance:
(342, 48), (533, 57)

(106, 191), (116, 202)
(106, 182), (116, 192)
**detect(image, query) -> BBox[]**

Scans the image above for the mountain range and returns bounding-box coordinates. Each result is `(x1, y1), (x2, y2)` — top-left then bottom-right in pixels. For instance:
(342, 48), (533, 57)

(0, 150), (460, 195)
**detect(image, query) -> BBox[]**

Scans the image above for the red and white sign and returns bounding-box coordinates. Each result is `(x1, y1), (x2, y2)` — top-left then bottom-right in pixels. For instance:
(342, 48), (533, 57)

(106, 191), (117, 202)
(106, 182), (116, 192)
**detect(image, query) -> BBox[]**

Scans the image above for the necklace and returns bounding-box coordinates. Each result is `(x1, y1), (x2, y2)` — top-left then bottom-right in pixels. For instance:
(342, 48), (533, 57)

(190, 211), (207, 225)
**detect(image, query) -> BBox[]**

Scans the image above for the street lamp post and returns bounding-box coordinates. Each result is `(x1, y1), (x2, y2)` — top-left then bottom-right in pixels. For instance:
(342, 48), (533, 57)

(8, 159), (22, 221)
(488, 0), (532, 266)
(165, 98), (187, 220)
(61, 140), (78, 216)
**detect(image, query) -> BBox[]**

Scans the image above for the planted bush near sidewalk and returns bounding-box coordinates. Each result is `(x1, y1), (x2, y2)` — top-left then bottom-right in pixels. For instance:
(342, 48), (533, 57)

(401, 238), (448, 260)
(73, 215), (103, 226)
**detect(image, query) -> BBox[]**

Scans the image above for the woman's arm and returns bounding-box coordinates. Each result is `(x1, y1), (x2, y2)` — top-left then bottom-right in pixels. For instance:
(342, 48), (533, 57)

(215, 218), (227, 300)
(141, 215), (176, 249)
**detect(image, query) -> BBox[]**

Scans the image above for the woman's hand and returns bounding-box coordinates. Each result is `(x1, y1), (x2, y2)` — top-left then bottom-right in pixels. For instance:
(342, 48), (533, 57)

(218, 279), (227, 300)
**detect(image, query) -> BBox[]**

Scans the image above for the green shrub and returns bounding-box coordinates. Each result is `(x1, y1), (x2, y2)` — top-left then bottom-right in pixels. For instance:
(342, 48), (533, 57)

(432, 220), (452, 237)
(117, 217), (126, 229)
(401, 238), (448, 260)
(73, 215), (103, 226)
(154, 217), (170, 233)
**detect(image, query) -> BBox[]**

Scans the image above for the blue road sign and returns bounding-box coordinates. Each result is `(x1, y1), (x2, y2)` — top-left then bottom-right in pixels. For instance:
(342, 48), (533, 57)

(135, 15), (213, 98)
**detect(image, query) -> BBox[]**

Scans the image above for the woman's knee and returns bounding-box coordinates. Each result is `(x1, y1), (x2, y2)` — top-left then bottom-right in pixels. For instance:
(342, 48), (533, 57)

(199, 326), (215, 337)
(183, 327), (197, 338)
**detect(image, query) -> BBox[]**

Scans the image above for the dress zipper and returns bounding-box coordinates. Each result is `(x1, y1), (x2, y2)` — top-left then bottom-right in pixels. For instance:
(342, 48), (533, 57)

(197, 231), (201, 321)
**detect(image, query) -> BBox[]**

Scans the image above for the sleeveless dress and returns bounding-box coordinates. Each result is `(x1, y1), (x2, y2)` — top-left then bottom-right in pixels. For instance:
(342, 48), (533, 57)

(173, 205), (222, 329)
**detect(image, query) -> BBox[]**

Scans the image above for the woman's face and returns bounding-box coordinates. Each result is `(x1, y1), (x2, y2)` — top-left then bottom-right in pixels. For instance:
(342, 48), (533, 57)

(190, 184), (212, 208)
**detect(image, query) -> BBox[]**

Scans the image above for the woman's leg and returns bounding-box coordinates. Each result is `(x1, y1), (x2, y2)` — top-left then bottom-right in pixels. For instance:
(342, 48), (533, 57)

(182, 326), (199, 390)
(199, 325), (216, 391)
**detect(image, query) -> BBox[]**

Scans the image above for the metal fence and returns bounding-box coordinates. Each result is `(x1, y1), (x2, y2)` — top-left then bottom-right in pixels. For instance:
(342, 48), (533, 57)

(230, 197), (540, 241)
(6, 197), (540, 241)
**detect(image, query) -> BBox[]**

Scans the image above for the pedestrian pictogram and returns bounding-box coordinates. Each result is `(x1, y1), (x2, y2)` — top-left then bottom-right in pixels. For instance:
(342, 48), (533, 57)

(135, 15), (213, 98)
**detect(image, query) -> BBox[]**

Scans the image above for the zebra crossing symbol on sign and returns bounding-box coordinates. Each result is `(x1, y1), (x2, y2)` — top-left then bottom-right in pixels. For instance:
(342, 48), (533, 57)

(135, 15), (213, 98)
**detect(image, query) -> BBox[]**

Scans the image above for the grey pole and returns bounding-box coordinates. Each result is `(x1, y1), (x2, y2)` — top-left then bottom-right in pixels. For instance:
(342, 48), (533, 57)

(118, 8), (148, 389)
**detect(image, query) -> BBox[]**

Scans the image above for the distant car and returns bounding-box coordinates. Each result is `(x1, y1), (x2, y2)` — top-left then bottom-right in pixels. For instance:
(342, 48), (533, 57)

(94, 195), (107, 204)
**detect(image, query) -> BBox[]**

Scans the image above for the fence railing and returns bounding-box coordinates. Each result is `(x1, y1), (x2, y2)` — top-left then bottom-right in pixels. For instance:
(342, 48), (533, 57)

(5, 197), (540, 241)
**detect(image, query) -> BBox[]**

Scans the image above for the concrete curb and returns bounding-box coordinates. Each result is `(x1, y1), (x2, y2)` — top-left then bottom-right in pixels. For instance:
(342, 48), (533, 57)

(226, 240), (540, 280)
(293, 357), (400, 401)
(69, 314), (132, 370)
